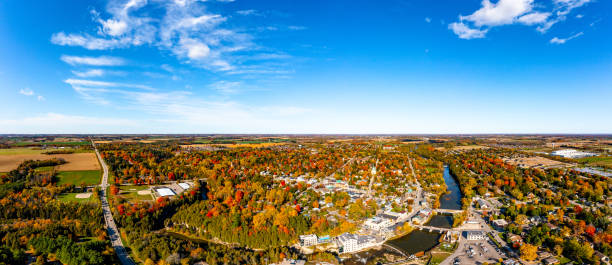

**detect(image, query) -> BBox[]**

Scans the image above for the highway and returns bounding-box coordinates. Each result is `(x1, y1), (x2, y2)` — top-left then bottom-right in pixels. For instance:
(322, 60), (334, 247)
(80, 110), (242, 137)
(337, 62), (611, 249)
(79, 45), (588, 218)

(92, 140), (136, 265)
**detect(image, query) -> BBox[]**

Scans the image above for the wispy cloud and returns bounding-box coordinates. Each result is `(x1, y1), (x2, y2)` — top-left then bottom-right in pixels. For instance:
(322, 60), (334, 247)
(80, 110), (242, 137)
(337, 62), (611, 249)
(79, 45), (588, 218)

(19, 88), (34, 96)
(209, 80), (241, 94)
(550, 32), (583, 44)
(72, 69), (105, 77)
(64, 78), (152, 90)
(425, 17), (431, 23)
(61, 55), (125, 66)
(236, 9), (261, 16)
(19, 88), (45, 101)
(449, 0), (593, 40)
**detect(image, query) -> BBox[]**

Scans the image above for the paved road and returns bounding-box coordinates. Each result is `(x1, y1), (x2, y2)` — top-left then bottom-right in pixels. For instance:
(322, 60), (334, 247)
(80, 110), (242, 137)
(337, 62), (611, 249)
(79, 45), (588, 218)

(93, 141), (136, 265)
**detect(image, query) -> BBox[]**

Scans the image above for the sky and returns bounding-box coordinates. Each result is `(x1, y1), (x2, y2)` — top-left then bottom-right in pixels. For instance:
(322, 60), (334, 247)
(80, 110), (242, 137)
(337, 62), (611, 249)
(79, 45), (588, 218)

(0, 0), (610, 134)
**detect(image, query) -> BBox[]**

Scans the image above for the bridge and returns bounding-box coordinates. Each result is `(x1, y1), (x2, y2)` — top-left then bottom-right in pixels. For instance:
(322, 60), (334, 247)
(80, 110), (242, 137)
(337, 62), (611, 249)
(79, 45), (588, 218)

(413, 225), (455, 233)
(433, 209), (464, 214)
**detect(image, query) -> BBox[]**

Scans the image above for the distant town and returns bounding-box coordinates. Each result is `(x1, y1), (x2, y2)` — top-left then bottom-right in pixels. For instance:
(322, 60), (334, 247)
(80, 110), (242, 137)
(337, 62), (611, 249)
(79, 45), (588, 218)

(0, 135), (610, 265)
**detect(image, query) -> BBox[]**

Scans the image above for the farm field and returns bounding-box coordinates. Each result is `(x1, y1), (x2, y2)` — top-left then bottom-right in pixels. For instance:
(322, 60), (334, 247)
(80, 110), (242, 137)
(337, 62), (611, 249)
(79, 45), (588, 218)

(0, 148), (100, 172)
(503, 156), (572, 168)
(578, 156), (612, 167)
(181, 142), (287, 149)
(56, 170), (101, 186)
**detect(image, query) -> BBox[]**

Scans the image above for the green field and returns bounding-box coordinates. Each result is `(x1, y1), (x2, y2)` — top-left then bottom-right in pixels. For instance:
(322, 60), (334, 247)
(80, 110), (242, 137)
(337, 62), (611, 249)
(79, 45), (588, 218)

(119, 185), (153, 201)
(14, 141), (90, 147)
(578, 156), (612, 167)
(57, 192), (96, 203)
(56, 170), (101, 186)
(0, 148), (44, 155)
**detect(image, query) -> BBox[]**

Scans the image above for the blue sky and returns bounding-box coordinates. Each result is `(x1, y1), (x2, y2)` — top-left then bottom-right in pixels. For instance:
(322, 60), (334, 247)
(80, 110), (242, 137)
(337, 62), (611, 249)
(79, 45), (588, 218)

(0, 0), (610, 134)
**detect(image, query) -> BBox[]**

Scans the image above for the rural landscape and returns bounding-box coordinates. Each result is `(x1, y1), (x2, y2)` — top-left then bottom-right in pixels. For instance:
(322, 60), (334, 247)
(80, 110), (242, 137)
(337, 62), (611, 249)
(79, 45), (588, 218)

(0, 135), (610, 265)
(1, 0), (611, 264)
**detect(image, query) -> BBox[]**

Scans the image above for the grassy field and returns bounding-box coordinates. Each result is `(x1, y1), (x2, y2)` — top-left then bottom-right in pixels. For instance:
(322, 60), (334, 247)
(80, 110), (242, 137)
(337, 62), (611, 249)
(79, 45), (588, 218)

(428, 252), (452, 265)
(14, 141), (89, 146)
(56, 170), (101, 186)
(578, 156), (612, 167)
(57, 193), (96, 203)
(0, 148), (45, 155)
(119, 185), (153, 201)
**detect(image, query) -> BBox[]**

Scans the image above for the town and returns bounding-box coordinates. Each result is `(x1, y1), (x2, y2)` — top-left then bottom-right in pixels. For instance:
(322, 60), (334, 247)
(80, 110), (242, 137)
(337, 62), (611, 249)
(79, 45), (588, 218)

(0, 135), (610, 265)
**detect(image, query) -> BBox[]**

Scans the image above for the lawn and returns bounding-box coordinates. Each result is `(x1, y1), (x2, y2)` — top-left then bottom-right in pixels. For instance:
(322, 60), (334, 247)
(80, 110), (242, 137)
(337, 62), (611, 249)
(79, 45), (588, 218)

(56, 170), (101, 186)
(57, 192), (96, 203)
(428, 251), (452, 265)
(119, 185), (153, 201)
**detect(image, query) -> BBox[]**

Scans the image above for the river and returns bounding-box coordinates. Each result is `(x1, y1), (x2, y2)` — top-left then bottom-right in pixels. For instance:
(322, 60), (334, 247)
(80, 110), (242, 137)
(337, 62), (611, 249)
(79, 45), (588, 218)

(342, 165), (462, 264)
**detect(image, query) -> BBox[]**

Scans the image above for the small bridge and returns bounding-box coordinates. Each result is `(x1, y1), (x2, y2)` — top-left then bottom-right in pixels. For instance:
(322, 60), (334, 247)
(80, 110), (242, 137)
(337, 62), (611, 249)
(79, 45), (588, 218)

(433, 209), (464, 214)
(414, 225), (454, 233)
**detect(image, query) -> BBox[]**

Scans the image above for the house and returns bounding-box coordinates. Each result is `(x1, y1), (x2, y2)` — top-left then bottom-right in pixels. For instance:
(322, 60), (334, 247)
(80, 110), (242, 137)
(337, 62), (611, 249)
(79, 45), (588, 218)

(299, 234), (318, 247)
(466, 231), (486, 240)
(543, 257), (559, 265)
(271, 259), (306, 265)
(492, 219), (508, 230)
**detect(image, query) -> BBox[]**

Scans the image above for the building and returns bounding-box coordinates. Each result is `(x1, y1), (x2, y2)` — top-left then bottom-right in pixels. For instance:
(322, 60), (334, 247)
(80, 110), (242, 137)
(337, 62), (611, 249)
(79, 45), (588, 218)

(336, 233), (378, 253)
(543, 257), (560, 265)
(550, 149), (595, 159)
(466, 231), (486, 240)
(271, 259), (306, 265)
(156, 188), (176, 197)
(492, 219), (508, 230)
(299, 234), (318, 247)
(364, 216), (392, 231)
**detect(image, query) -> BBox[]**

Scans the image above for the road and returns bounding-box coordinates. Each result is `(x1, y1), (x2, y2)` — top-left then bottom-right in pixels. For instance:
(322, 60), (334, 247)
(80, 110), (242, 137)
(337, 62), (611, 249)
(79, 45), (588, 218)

(92, 140), (136, 265)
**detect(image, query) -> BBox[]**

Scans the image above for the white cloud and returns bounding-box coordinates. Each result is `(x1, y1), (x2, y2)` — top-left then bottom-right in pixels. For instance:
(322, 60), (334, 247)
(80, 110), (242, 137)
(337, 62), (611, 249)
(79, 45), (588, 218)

(236, 9), (259, 16)
(61, 55), (125, 66)
(209, 80), (241, 94)
(462, 0), (533, 27)
(449, 22), (488, 39)
(51, 0), (278, 72)
(450, 0), (593, 39)
(72, 69), (105, 78)
(550, 32), (583, 44)
(575, 14), (583, 18)
(19, 87), (45, 101)
(19, 88), (34, 96)
(517, 12), (551, 25)
(287, 25), (307, 31)
(64, 78), (152, 90)
(425, 17), (431, 23)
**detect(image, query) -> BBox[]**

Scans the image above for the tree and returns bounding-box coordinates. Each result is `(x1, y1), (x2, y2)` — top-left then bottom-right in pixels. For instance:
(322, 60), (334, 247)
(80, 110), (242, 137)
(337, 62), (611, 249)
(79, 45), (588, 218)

(519, 244), (538, 261)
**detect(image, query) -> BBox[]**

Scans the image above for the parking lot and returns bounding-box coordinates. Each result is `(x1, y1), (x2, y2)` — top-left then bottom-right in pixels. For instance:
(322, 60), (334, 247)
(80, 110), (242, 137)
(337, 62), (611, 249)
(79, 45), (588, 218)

(451, 239), (503, 265)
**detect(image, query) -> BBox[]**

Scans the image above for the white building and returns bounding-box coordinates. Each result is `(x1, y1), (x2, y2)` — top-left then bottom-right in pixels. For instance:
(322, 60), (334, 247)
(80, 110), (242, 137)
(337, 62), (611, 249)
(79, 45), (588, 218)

(156, 188), (176, 197)
(550, 149), (595, 159)
(299, 234), (318, 247)
(336, 233), (378, 253)
(466, 231), (486, 240)
(364, 217), (392, 231)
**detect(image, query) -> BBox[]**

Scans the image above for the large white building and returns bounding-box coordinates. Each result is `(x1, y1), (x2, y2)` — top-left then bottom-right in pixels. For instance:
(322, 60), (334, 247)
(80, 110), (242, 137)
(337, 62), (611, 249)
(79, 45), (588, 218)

(299, 234), (318, 247)
(336, 233), (378, 253)
(364, 216), (392, 231)
(550, 149), (595, 159)
(466, 231), (486, 240)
